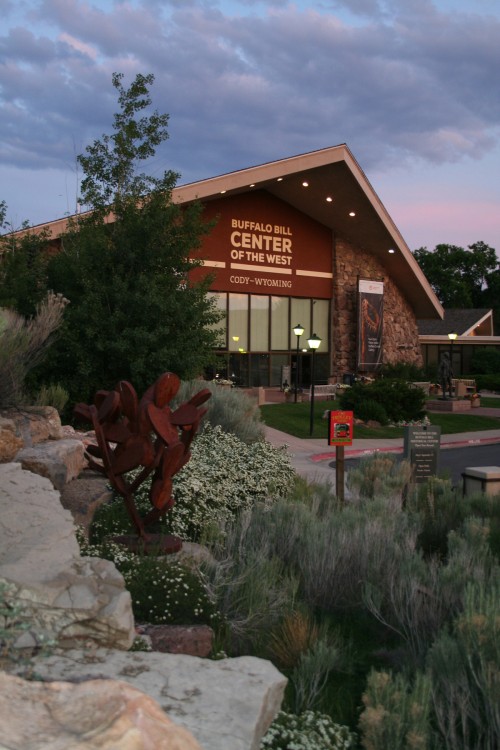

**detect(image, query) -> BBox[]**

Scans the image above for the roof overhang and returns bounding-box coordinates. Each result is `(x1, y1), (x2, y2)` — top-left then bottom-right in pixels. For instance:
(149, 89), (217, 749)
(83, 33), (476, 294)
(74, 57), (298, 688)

(420, 335), (500, 346)
(6, 144), (443, 319)
(174, 145), (443, 319)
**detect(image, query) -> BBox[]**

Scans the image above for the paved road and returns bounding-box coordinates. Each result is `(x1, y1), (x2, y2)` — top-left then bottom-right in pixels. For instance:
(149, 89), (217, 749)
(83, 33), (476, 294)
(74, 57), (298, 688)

(341, 442), (500, 488)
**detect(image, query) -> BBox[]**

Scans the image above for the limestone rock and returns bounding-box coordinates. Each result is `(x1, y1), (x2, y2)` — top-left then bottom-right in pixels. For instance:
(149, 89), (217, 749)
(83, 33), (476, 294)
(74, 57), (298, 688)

(15, 438), (85, 489)
(31, 649), (287, 750)
(0, 463), (135, 650)
(0, 405), (63, 446)
(59, 470), (113, 533)
(0, 423), (24, 462)
(0, 671), (202, 750)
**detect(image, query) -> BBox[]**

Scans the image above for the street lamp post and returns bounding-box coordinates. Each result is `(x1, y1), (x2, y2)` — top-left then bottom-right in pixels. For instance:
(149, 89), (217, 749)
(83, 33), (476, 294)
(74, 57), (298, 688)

(293, 324), (304, 403)
(448, 331), (458, 398)
(232, 336), (239, 385)
(307, 333), (321, 436)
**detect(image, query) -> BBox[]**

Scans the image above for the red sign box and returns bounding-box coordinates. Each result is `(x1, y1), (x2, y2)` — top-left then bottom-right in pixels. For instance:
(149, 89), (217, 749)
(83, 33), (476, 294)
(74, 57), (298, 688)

(328, 410), (354, 446)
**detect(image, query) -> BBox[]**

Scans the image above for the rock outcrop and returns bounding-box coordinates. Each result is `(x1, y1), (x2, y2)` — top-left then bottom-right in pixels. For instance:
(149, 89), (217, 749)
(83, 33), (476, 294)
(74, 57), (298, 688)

(15, 438), (85, 490)
(0, 671), (202, 750)
(0, 462), (135, 650)
(0, 417), (23, 462)
(30, 649), (287, 750)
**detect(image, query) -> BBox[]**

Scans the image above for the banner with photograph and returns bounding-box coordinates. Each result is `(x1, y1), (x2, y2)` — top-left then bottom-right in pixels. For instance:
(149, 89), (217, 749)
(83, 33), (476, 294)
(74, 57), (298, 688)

(357, 279), (384, 372)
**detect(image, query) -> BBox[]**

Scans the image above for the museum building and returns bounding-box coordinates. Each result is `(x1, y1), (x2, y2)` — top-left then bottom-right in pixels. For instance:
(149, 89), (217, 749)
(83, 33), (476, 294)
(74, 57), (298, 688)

(29, 144), (444, 388)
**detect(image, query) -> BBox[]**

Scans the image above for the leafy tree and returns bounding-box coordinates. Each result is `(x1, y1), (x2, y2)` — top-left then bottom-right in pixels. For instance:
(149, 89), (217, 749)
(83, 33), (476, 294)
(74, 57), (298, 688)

(0, 203), (50, 317)
(413, 242), (498, 309)
(30, 72), (222, 405)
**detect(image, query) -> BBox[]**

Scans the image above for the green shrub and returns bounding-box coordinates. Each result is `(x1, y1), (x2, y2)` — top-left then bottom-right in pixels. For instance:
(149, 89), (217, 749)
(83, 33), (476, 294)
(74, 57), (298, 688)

(289, 636), (343, 713)
(363, 517), (500, 666)
(347, 454), (412, 501)
(338, 379), (426, 424)
(474, 373), (500, 392)
(353, 398), (389, 425)
(428, 581), (500, 750)
(33, 382), (69, 413)
(174, 379), (265, 443)
(358, 670), (432, 750)
(379, 363), (427, 381)
(204, 511), (299, 655)
(0, 292), (68, 407)
(470, 348), (500, 375)
(261, 710), (357, 750)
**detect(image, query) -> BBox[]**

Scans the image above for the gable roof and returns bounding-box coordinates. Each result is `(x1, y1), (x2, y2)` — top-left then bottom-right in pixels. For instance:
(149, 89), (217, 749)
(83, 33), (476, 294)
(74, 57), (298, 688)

(418, 309), (494, 337)
(7, 144), (443, 319)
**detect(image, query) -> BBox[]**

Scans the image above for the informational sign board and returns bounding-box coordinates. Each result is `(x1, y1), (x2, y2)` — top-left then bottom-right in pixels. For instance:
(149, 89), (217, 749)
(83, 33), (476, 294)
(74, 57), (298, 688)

(328, 410), (354, 446)
(403, 425), (441, 483)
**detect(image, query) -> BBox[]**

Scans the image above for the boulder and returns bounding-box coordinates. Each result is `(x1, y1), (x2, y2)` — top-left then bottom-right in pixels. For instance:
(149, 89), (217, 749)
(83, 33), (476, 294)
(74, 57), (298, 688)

(59, 470), (113, 533)
(0, 463), (135, 650)
(0, 418), (24, 462)
(30, 649), (287, 750)
(0, 671), (202, 750)
(15, 438), (86, 489)
(1, 405), (63, 446)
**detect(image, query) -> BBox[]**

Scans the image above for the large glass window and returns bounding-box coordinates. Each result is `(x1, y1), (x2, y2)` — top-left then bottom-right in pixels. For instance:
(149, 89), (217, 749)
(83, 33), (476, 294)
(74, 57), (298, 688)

(312, 299), (329, 349)
(271, 296), (289, 350)
(250, 295), (269, 351)
(228, 293), (248, 351)
(290, 298), (311, 349)
(206, 292), (227, 348)
(250, 353), (270, 386)
(270, 354), (290, 387)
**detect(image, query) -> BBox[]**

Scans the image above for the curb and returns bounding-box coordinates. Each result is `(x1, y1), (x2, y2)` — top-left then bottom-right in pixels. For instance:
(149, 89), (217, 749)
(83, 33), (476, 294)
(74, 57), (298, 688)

(310, 435), (500, 463)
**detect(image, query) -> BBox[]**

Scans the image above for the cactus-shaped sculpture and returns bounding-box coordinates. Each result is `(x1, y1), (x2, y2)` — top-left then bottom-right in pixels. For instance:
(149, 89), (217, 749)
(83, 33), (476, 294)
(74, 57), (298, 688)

(74, 372), (211, 551)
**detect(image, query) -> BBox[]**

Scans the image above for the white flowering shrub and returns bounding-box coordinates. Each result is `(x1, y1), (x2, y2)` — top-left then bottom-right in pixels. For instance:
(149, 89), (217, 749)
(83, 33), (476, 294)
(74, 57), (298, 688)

(78, 531), (219, 626)
(165, 425), (296, 540)
(260, 710), (357, 750)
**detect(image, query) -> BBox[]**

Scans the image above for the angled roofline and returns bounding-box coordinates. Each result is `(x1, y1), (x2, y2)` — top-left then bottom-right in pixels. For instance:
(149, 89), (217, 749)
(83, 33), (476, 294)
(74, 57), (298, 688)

(3, 144), (443, 319)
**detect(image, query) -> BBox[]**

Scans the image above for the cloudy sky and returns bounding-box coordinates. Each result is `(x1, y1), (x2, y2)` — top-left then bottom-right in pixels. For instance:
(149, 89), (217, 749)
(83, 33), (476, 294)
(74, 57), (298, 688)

(1, 0), (499, 253)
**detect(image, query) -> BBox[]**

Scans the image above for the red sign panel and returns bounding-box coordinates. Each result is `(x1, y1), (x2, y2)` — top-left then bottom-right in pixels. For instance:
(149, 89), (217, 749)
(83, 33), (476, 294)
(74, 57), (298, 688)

(190, 191), (333, 298)
(328, 410), (354, 446)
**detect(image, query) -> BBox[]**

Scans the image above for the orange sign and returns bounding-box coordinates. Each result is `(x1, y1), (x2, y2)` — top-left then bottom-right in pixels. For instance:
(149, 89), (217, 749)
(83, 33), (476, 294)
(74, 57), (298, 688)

(190, 191), (333, 298)
(328, 410), (354, 446)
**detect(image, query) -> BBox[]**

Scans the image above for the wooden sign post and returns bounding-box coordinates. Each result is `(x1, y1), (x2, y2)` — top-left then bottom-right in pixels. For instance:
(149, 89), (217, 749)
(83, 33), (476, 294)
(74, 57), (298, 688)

(328, 410), (354, 503)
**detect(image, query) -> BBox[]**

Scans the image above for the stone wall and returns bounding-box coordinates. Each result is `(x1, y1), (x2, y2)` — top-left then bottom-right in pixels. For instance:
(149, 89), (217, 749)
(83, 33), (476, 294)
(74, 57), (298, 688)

(331, 236), (423, 378)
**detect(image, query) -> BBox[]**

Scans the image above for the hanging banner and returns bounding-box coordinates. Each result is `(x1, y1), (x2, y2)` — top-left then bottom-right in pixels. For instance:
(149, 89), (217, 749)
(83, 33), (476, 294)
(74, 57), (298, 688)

(357, 279), (384, 372)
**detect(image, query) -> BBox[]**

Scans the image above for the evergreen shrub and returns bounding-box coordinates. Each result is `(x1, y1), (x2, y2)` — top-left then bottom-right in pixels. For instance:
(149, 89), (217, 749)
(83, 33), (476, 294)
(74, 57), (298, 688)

(338, 379), (426, 424)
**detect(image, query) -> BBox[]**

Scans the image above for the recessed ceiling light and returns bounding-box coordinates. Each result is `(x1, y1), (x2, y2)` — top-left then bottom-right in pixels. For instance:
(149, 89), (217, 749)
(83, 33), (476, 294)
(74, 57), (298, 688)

(326, 196), (333, 203)
(349, 211), (356, 217)
(302, 181), (309, 187)
(277, 177), (283, 182)
(388, 248), (395, 254)
(220, 190), (226, 194)
(249, 184), (255, 188)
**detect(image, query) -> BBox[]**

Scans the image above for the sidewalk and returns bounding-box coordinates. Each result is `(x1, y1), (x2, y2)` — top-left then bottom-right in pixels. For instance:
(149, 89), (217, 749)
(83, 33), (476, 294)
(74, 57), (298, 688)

(264, 422), (500, 487)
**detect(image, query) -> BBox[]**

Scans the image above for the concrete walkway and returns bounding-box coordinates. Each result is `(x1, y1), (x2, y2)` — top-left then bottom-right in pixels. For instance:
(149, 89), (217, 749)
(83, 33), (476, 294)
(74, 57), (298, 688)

(264, 406), (500, 487)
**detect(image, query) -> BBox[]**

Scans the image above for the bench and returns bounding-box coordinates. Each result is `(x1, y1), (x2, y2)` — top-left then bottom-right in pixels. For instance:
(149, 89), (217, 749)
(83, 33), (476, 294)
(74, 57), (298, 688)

(304, 384), (338, 401)
(411, 381), (431, 395)
(452, 379), (476, 396)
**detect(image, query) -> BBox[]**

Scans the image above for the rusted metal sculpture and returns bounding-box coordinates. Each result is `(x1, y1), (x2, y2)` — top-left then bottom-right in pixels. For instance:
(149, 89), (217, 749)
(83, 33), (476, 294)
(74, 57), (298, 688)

(74, 372), (211, 552)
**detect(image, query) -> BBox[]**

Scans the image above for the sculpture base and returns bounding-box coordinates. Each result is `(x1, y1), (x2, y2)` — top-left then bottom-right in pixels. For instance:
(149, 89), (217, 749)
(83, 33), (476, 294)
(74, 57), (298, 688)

(111, 533), (183, 554)
(426, 399), (472, 412)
